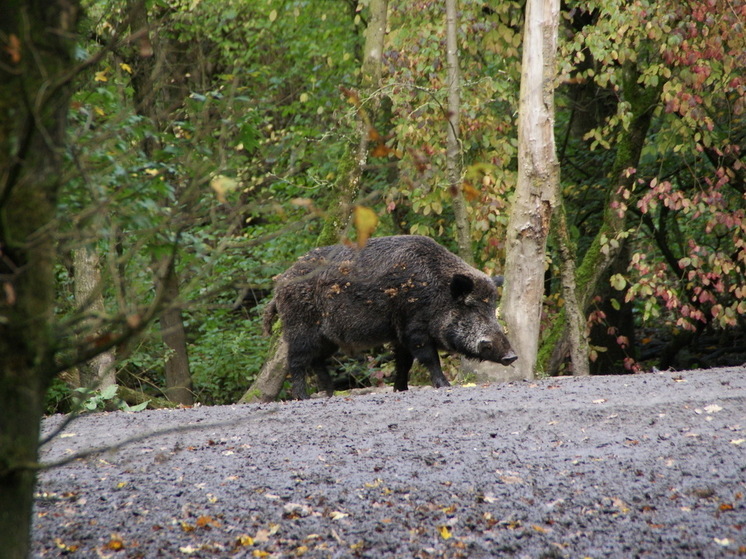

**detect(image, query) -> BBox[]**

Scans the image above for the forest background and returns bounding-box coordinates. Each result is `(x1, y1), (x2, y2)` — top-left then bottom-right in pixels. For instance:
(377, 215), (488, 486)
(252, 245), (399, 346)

(11, 0), (746, 412)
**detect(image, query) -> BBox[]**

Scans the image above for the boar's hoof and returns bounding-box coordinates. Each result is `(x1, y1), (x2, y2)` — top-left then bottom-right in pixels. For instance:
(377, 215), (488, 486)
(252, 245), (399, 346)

(433, 377), (451, 388)
(500, 351), (518, 366)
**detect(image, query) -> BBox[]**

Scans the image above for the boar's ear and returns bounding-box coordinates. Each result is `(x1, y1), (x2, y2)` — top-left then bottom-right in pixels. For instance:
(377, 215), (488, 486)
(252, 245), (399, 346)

(450, 274), (474, 301)
(492, 276), (504, 288)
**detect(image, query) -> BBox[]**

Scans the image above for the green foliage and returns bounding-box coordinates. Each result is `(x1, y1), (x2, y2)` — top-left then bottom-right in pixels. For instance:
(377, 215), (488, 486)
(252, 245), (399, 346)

(189, 310), (270, 405)
(72, 385), (149, 412)
(53, 0), (746, 403)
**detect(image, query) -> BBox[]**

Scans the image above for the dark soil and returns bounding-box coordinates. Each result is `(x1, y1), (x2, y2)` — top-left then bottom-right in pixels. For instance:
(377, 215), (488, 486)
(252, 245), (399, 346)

(33, 368), (746, 558)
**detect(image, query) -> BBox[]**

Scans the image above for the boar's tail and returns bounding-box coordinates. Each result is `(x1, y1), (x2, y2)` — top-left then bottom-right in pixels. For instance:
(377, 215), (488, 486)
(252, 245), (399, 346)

(262, 298), (278, 336)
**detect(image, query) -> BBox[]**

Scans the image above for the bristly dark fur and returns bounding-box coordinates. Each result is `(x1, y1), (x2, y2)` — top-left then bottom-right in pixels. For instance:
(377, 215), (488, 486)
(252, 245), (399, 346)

(264, 235), (517, 399)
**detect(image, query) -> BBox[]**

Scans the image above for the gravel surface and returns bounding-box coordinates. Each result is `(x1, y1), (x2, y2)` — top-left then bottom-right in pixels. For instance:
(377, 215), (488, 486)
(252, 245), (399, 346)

(33, 368), (746, 558)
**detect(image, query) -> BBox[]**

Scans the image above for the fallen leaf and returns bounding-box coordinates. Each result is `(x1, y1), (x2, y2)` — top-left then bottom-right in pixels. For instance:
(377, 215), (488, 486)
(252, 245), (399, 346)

(105, 534), (125, 550)
(54, 538), (79, 552)
(730, 439), (745, 446)
(593, 398), (608, 404)
(704, 404), (723, 414)
(714, 538), (733, 547)
(438, 525), (452, 540)
(330, 510), (349, 520)
(196, 515), (219, 528)
(236, 534), (254, 547)
(499, 474), (524, 485)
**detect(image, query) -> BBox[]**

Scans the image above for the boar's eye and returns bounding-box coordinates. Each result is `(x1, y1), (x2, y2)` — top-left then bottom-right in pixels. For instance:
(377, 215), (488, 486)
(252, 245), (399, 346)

(450, 274), (474, 301)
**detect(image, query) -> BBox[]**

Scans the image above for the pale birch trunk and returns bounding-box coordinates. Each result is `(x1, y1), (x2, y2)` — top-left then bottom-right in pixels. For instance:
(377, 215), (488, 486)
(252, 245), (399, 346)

(501, 0), (560, 380)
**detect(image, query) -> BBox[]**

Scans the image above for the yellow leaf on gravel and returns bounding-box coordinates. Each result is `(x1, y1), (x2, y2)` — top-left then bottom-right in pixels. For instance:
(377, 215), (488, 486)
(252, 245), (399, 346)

(237, 534), (254, 546)
(731, 438), (745, 446)
(438, 525), (452, 540)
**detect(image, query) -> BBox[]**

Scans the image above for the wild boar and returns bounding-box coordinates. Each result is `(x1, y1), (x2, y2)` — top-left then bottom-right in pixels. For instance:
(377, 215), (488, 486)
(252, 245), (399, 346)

(263, 235), (517, 399)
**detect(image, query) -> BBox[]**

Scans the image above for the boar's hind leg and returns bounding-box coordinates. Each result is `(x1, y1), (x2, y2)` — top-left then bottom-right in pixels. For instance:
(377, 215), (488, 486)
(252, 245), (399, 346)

(393, 345), (414, 391)
(287, 338), (337, 400)
(313, 358), (334, 397)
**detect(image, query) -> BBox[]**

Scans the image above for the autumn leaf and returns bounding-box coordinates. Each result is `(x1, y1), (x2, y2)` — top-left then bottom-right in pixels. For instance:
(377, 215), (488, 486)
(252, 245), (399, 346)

(54, 538), (79, 552)
(196, 515), (219, 528)
(5, 34), (21, 64)
(105, 534), (125, 550)
(353, 205), (378, 247)
(236, 534), (254, 547)
(462, 181), (480, 201)
(438, 525), (452, 540)
(95, 70), (108, 82)
(371, 142), (392, 158)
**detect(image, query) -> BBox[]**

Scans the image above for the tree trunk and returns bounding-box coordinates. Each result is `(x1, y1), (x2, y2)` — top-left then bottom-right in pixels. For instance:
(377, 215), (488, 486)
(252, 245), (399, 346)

(239, 336), (288, 404)
(445, 0), (472, 263)
(126, 0), (193, 404)
(316, 0), (389, 247)
(501, 0), (560, 380)
(539, 63), (662, 375)
(554, 199), (589, 375)
(0, 2), (81, 557)
(73, 246), (116, 388)
(246, 1), (389, 401)
(156, 258), (194, 405)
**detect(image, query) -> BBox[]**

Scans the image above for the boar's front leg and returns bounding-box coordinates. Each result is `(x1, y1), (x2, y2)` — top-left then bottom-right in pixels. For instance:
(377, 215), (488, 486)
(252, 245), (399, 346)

(405, 334), (451, 389)
(393, 345), (414, 392)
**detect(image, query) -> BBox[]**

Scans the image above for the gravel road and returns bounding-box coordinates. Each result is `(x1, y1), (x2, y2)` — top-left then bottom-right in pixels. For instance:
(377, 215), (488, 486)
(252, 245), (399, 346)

(33, 368), (746, 558)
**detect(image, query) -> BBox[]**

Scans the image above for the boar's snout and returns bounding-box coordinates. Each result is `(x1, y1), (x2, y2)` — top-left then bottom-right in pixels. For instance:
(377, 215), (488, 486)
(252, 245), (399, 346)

(499, 350), (518, 366)
(477, 340), (518, 366)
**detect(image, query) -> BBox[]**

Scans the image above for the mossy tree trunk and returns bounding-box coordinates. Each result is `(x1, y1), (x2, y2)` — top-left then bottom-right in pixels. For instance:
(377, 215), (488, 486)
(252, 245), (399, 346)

(245, 0), (389, 402)
(0, 2), (81, 557)
(73, 246), (117, 388)
(445, 0), (472, 263)
(539, 63), (662, 375)
(316, 0), (389, 247)
(501, 0), (560, 380)
(127, 0), (193, 405)
(553, 198), (589, 376)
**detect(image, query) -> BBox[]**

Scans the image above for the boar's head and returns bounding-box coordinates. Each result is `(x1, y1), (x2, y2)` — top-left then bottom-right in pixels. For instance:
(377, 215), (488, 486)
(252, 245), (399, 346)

(440, 273), (517, 366)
